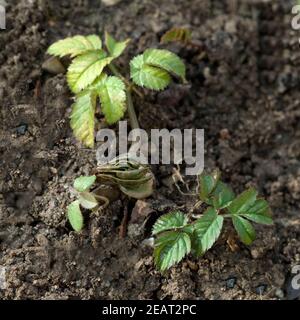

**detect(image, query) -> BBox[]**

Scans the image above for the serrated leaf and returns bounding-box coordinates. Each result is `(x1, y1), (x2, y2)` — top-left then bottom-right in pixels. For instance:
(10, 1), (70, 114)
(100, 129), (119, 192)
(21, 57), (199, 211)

(130, 54), (171, 90)
(98, 76), (126, 124)
(47, 35), (102, 58)
(105, 31), (130, 58)
(78, 192), (98, 209)
(199, 171), (220, 202)
(67, 200), (84, 232)
(228, 187), (258, 215)
(74, 175), (96, 192)
(143, 49), (186, 81)
(152, 211), (189, 235)
(154, 231), (191, 271)
(192, 207), (224, 256)
(241, 199), (273, 225)
(161, 27), (192, 44)
(232, 215), (256, 245)
(67, 50), (113, 93)
(212, 182), (235, 209)
(70, 90), (96, 148)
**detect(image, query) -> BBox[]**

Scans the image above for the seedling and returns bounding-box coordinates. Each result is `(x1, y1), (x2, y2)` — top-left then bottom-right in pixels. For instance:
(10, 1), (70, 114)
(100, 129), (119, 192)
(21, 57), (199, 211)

(152, 170), (273, 271)
(161, 27), (192, 45)
(161, 27), (203, 50)
(47, 33), (186, 147)
(67, 155), (154, 232)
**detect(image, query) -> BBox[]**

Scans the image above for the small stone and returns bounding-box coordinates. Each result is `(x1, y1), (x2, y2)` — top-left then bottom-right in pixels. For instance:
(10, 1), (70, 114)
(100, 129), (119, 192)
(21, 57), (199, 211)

(16, 124), (27, 135)
(275, 288), (284, 299)
(225, 20), (237, 34)
(101, 0), (122, 6)
(226, 277), (237, 289)
(42, 57), (65, 75)
(256, 284), (267, 295)
(250, 248), (260, 259)
(141, 237), (154, 248)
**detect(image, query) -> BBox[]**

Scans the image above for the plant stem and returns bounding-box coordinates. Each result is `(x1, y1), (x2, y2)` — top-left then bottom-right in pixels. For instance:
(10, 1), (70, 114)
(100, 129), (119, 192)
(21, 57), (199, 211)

(126, 89), (139, 130)
(109, 64), (140, 129)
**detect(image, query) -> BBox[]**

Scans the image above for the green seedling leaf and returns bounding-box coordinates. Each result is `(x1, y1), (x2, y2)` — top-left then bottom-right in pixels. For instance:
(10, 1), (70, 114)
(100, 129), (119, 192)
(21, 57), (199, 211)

(67, 200), (84, 232)
(154, 231), (191, 271)
(105, 32), (130, 58)
(130, 54), (171, 90)
(212, 182), (235, 209)
(228, 187), (258, 215)
(161, 27), (192, 44)
(67, 50), (113, 93)
(119, 176), (154, 199)
(78, 192), (98, 209)
(70, 90), (96, 148)
(241, 199), (273, 225)
(199, 170), (220, 202)
(192, 207), (224, 256)
(98, 76), (126, 124)
(143, 49), (186, 81)
(232, 215), (256, 245)
(74, 175), (96, 192)
(47, 35), (102, 58)
(152, 211), (189, 235)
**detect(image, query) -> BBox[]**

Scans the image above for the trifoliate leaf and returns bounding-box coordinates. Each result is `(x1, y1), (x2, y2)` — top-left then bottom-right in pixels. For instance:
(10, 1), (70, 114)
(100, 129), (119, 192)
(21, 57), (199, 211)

(241, 199), (273, 225)
(212, 182), (235, 209)
(130, 54), (171, 90)
(105, 31), (130, 58)
(98, 76), (126, 124)
(67, 50), (113, 93)
(78, 192), (98, 209)
(143, 49), (186, 81)
(154, 231), (191, 271)
(67, 200), (84, 232)
(74, 175), (96, 192)
(70, 90), (96, 148)
(228, 187), (258, 215)
(47, 35), (102, 58)
(161, 27), (192, 44)
(152, 211), (189, 235)
(192, 207), (224, 256)
(232, 215), (256, 245)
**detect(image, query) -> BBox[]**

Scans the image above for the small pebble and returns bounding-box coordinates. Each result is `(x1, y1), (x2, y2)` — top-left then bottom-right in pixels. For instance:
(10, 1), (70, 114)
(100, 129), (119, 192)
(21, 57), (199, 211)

(226, 277), (237, 289)
(16, 124), (27, 135)
(275, 288), (284, 299)
(256, 284), (267, 295)
(42, 57), (65, 75)
(101, 0), (122, 6)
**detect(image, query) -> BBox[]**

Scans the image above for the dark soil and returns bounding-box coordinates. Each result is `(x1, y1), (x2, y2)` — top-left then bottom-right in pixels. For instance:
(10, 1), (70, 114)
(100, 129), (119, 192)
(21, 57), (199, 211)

(1, 0), (300, 300)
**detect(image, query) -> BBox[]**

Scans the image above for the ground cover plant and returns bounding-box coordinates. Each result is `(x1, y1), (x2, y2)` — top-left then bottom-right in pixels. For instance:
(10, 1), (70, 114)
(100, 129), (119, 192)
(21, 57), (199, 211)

(47, 32), (186, 146)
(153, 171), (273, 271)
(2, 0), (298, 300)
(47, 32), (273, 272)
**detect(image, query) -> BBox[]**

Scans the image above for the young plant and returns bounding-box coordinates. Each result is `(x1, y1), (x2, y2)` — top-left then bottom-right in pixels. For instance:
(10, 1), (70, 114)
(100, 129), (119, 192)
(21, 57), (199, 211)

(67, 155), (154, 232)
(160, 27), (203, 50)
(161, 27), (192, 45)
(152, 170), (273, 272)
(47, 33), (186, 147)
